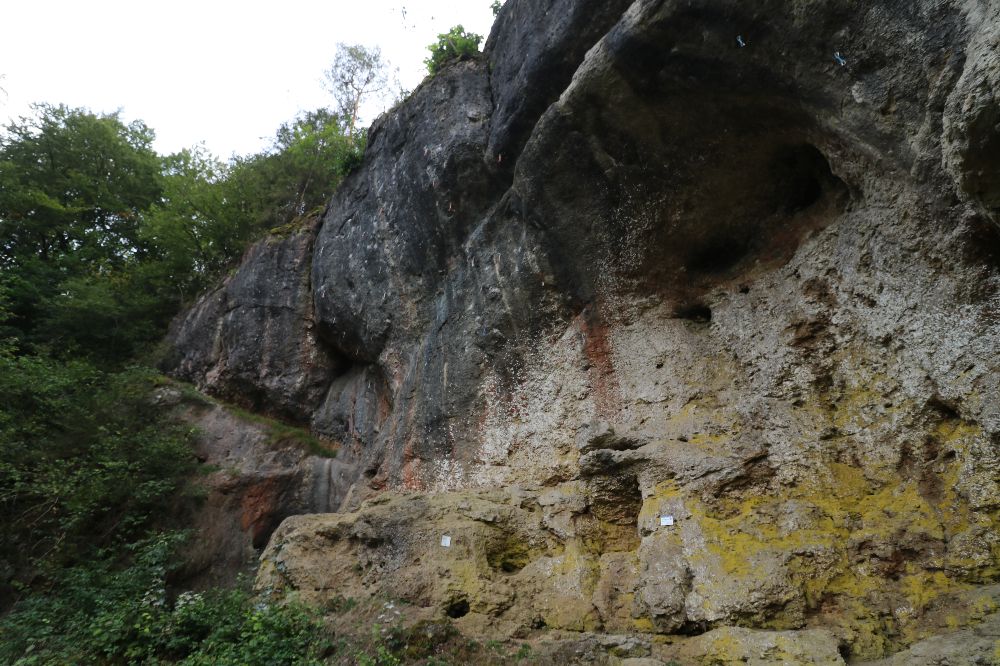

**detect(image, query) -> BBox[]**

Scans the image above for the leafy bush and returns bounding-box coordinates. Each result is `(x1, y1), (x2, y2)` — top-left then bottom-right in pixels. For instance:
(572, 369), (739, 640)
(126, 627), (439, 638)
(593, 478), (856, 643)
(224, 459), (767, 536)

(0, 358), (196, 602)
(0, 97), (376, 666)
(424, 26), (484, 76)
(0, 535), (330, 665)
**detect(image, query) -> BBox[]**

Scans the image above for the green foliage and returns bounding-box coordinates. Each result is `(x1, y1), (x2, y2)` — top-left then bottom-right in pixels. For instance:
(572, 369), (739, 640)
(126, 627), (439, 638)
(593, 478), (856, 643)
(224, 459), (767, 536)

(491, 0), (504, 17)
(0, 105), (166, 361)
(140, 146), (238, 304)
(0, 537), (330, 665)
(256, 108), (364, 227)
(0, 87), (365, 666)
(0, 359), (335, 664)
(0, 359), (196, 599)
(424, 25), (484, 76)
(324, 594), (358, 613)
(0, 104), (364, 364)
(201, 109), (363, 243)
(0, 104), (161, 271)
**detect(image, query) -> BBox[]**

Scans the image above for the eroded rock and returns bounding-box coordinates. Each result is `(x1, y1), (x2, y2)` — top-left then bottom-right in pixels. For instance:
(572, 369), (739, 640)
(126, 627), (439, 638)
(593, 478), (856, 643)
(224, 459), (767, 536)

(164, 0), (1000, 660)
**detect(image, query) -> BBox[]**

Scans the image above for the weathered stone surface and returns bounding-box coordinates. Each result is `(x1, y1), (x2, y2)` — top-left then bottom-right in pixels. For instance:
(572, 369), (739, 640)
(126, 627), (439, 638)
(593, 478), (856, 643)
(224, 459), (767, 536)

(169, 395), (349, 589)
(861, 616), (1000, 665)
(674, 626), (846, 665)
(163, 218), (337, 422)
(943, 2), (1000, 218)
(484, 0), (635, 164)
(165, 0), (1000, 660)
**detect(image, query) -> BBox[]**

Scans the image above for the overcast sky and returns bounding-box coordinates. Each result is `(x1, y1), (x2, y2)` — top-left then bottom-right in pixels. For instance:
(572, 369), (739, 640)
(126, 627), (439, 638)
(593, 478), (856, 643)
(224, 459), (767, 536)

(0, 0), (496, 157)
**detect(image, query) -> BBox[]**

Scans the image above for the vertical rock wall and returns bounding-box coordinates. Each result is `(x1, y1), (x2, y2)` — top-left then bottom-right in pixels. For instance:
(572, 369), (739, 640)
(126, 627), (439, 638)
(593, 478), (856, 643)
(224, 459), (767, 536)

(165, 0), (1000, 659)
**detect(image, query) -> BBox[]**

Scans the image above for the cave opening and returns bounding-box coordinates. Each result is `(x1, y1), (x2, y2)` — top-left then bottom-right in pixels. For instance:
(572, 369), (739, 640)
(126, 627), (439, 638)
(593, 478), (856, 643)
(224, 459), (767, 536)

(444, 596), (470, 618)
(773, 144), (831, 214)
(685, 236), (750, 275)
(672, 141), (848, 281)
(673, 302), (713, 323)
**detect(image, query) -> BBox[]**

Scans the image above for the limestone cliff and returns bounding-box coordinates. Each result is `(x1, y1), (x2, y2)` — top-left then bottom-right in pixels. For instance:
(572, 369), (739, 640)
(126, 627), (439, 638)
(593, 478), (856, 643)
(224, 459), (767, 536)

(164, 0), (1000, 661)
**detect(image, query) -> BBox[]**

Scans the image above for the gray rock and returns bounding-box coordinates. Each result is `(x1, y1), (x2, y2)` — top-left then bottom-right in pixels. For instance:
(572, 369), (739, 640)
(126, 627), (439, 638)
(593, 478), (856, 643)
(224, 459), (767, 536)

(485, 0), (635, 165)
(857, 590), (1000, 664)
(163, 218), (336, 422)
(164, 0), (1000, 659)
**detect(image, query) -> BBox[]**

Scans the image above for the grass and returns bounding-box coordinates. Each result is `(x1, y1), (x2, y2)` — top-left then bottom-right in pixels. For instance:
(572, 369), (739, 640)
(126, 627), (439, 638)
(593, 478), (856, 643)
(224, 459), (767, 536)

(225, 402), (339, 458)
(158, 375), (340, 458)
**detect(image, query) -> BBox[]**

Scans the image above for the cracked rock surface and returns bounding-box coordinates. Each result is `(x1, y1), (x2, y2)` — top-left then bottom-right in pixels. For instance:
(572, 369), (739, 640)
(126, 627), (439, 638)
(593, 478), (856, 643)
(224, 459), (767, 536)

(165, 0), (1000, 661)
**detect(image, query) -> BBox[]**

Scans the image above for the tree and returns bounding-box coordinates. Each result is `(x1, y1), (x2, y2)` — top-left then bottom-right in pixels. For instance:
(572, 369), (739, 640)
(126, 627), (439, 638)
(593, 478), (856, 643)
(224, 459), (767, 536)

(322, 44), (396, 136)
(270, 108), (365, 218)
(221, 108), (364, 232)
(0, 104), (161, 269)
(140, 146), (236, 303)
(0, 105), (163, 356)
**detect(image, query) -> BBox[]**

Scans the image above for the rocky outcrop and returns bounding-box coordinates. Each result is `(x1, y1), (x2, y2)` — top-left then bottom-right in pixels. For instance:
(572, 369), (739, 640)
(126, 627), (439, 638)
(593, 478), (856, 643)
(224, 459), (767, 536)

(165, 0), (1000, 660)
(152, 386), (350, 589)
(163, 217), (336, 423)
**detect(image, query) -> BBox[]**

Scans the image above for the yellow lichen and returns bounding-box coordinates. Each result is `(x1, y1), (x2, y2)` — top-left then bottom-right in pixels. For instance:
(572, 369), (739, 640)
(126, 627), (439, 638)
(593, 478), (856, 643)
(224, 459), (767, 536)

(900, 569), (961, 612)
(641, 432), (992, 658)
(972, 595), (1000, 619)
(632, 617), (655, 632)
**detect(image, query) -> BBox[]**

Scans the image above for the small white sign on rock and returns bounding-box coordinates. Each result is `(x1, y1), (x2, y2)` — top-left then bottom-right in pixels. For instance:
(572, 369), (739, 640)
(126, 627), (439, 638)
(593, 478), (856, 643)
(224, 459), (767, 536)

(660, 515), (675, 527)
(440, 535), (452, 548)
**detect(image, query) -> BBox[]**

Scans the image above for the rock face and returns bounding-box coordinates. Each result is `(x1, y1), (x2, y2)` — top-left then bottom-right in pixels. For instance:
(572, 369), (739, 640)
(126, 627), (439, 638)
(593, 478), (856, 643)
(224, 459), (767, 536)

(165, 0), (1000, 661)
(164, 217), (336, 422)
(151, 387), (347, 589)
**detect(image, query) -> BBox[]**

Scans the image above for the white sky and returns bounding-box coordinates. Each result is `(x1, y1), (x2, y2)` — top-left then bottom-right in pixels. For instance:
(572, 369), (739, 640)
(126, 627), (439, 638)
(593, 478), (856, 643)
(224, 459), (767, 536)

(0, 0), (496, 158)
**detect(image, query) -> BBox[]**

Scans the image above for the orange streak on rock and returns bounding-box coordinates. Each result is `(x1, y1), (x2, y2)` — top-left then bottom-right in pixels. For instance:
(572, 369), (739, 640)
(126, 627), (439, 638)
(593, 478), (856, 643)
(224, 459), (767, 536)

(579, 305), (621, 419)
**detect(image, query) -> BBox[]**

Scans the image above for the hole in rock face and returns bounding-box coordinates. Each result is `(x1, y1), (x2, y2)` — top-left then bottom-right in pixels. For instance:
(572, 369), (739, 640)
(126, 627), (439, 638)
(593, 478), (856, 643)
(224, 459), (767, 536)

(676, 143), (846, 279)
(673, 302), (712, 323)
(444, 597), (470, 618)
(685, 236), (750, 275)
(961, 106), (1000, 212)
(486, 532), (532, 574)
(580, 480), (643, 552)
(772, 144), (830, 214)
(589, 475), (643, 527)
(677, 619), (711, 636)
(927, 396), (961, 423)
(962, 214), (1000, 270)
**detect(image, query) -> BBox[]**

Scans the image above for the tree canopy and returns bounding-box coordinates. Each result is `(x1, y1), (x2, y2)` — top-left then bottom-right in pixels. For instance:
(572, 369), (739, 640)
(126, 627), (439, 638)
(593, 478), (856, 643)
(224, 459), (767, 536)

(0, 105), (165, 359)
(0, 103), (364, 364)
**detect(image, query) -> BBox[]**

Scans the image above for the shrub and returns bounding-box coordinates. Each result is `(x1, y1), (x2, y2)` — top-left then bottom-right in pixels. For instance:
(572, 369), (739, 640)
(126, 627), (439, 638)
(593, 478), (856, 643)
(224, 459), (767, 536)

(0, 537), (331, 665)
(0, 360), (197, 601)
(424, 25), (483, 76)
